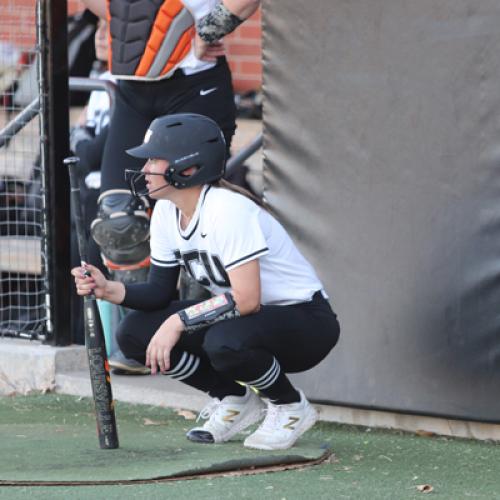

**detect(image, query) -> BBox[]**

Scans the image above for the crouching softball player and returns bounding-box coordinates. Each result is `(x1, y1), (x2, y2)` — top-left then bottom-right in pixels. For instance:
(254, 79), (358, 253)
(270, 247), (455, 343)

(72, 113), (340, 450)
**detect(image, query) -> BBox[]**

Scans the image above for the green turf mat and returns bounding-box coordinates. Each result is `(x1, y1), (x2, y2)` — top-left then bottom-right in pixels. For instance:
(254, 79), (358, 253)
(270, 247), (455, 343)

(0, 394), (329, 484)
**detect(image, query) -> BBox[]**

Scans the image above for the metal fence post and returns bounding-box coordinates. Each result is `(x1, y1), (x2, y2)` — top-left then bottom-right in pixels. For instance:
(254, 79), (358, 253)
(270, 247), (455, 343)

(39, 0), (71, 345)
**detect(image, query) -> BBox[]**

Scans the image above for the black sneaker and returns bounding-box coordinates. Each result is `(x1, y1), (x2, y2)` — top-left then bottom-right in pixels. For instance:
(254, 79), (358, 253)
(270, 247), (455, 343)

(109, 351), (150, 375)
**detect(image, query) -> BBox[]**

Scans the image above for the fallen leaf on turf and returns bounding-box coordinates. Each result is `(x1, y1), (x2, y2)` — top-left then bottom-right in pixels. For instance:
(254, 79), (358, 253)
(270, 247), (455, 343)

(325, 454), (339, 464)
(143, 418), (166, 426)
(175, 409), (197, 420)
(416, 430), (436, 437)
(416, 484), (434, 493)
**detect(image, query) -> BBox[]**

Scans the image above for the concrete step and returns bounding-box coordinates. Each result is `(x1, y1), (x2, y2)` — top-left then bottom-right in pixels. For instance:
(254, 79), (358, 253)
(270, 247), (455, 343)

(0, 338), (87, 396)
(56, 370), (207, 412)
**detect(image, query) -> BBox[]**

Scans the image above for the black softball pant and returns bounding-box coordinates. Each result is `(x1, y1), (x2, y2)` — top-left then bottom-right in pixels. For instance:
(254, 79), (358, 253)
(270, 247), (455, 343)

(100, 58), (237, 192)
(116, 292), (340, 402)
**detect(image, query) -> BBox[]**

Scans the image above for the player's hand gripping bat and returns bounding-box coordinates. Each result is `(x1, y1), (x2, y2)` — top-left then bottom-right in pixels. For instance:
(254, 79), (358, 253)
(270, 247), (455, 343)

(64, 156), (119, 449)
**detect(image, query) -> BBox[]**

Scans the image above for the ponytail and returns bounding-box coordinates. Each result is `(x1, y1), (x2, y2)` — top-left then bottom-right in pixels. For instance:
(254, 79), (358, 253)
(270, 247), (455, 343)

(214, 178), (268, 210)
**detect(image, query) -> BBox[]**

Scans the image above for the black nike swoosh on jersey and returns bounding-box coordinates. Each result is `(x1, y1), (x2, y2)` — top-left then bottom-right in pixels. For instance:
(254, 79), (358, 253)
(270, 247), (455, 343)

(201, 233), (207, 238)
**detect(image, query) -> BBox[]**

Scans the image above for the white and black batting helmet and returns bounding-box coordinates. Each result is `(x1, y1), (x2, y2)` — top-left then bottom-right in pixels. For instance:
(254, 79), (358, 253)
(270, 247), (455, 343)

(126, 113), (226, 189)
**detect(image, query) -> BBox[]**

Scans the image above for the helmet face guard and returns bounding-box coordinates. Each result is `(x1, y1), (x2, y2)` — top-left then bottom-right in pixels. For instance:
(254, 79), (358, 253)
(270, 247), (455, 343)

(125, 113), (226, 197)
(126, 169), (152, 198)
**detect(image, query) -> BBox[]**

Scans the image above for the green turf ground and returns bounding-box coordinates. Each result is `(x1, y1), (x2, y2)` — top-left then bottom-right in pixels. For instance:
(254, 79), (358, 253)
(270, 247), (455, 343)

(0, 394), (499, 499)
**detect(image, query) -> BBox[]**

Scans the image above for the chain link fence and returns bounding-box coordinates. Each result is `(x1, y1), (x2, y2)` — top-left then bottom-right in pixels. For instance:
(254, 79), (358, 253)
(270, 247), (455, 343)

(0, 0), (48, 339)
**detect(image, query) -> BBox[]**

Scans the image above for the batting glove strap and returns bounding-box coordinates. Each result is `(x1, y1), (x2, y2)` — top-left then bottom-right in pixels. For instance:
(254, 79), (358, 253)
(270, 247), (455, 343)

(196, 2), (243, 43)
(178, 292), (240, 333)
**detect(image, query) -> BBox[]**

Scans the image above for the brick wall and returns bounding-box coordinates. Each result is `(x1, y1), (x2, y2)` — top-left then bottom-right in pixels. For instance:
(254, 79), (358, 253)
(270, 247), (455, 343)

(0, 0), (37, 49)
(68, 1), (262, 93)
(224, 8), (262, 93)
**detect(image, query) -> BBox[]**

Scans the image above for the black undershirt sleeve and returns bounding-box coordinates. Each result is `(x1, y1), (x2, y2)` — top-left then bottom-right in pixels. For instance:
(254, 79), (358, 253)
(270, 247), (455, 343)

(121, 264), (180, 311)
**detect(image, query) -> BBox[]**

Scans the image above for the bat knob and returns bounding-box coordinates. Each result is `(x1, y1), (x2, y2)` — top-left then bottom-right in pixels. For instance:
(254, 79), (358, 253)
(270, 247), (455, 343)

(63, 156), (80, 166)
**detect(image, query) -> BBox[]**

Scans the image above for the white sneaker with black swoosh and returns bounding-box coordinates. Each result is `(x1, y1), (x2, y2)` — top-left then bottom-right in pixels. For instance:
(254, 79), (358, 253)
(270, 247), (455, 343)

(186, 387), (265, 444)
(200, 87), (218, 96)
(243, 390), (318, 450)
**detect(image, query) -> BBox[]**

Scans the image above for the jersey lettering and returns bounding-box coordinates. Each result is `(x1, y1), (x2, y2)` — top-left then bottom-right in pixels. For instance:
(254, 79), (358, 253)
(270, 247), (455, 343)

(174, 249), (230, 288)
(200, 251), (231, 287)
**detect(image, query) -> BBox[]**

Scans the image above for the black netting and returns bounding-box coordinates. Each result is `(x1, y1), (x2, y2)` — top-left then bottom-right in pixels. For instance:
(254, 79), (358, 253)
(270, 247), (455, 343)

(0, 0), (48, 339)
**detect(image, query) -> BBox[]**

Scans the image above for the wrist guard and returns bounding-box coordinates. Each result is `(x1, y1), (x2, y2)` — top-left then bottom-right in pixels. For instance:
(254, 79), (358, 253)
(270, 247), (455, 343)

(196, 2), (243, 43)
(178, 293), (240, 333)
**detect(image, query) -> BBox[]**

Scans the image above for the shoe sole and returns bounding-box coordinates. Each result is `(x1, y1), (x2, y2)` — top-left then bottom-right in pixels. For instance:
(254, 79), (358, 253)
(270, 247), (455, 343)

(109, 361), (150, 375)
(243, 407), (318, 451)
(111, 368), (151, 376)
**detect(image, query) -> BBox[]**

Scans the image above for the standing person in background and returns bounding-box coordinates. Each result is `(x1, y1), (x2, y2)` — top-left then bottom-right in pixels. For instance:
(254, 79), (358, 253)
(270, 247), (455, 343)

(69, 19), (151, 373)
(72, 113), (340, 451)
(80, 0), (261, 283)
(70, 17), (114, 211)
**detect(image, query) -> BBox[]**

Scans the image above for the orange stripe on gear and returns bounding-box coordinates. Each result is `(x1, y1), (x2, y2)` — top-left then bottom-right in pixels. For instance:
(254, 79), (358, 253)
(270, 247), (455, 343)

(106, 0), (112, 71)
(135, 0), (185, 77)
(161, 0), (184, 17)
(105, 256), (151, 272)
(160, 27), (194, 77)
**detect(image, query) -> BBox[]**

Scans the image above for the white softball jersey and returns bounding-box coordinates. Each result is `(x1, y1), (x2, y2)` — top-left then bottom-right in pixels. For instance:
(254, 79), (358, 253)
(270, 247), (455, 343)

(150, 185), (327, 305)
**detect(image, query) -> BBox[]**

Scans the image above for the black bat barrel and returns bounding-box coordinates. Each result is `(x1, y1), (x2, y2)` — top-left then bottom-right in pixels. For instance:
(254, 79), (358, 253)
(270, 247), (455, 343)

(64, 156), (119, 449)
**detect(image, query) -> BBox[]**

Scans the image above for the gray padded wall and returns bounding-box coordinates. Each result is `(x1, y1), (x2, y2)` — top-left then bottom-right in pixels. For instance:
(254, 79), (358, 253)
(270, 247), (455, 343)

(263, 0), (500, 421)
